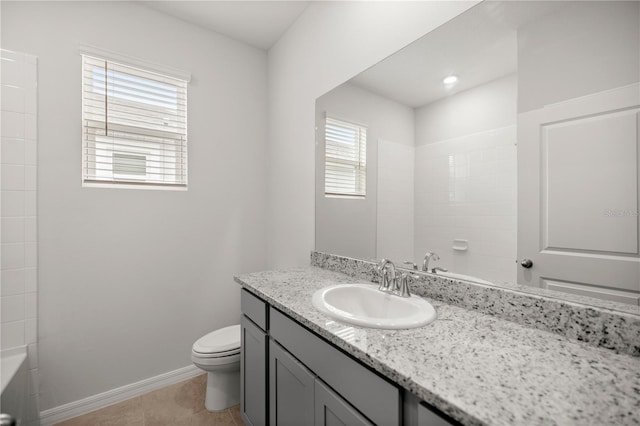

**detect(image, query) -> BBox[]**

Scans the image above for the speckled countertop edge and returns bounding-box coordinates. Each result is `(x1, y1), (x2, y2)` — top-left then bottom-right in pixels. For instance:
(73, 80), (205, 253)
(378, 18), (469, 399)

(311, 251), (640, 357)
(235, 267), (640, 426)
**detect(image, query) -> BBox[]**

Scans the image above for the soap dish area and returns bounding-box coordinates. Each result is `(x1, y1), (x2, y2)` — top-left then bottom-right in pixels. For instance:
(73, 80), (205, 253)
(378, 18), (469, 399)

(452, 239), (468, 251)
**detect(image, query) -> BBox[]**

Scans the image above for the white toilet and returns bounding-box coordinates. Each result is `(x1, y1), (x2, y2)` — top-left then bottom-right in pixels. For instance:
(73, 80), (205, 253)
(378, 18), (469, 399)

(191, 324), (241, 412)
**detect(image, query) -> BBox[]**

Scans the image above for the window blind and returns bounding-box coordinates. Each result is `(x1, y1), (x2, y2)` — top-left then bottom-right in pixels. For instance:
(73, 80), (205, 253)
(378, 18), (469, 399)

(82, 55), (188, 187)
(324, 116), (367, 197)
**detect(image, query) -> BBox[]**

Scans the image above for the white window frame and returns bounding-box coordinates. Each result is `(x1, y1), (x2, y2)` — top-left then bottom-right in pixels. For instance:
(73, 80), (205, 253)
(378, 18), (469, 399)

(81, 47), (190, 190)
(324, 115), (367, 198)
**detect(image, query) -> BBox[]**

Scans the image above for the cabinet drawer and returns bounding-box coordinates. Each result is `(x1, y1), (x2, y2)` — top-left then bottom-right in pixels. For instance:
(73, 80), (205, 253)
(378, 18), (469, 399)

(270, 308), (401, 426)
(241, 289), (268, 331)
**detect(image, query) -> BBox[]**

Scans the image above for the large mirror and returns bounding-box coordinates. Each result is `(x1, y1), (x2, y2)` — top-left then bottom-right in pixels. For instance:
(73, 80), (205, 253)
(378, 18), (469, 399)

(315, 1), (640, 308)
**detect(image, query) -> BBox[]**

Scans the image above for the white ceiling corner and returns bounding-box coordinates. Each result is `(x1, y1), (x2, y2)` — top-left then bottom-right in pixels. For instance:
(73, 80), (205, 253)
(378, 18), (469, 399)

(140, 1), (310, 50)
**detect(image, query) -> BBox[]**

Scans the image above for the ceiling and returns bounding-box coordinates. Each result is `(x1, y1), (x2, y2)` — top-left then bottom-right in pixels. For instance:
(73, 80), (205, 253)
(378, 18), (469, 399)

(140, 1), (310, 50)
(348, 1), (562, 108)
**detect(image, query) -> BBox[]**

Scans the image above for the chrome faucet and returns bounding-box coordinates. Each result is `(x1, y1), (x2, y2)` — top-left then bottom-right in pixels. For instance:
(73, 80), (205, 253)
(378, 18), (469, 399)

(376, 259), (397, 292)
(422, 252), (439, 272)
(422, 252), (449, 273)
(376, 259), (412, 297)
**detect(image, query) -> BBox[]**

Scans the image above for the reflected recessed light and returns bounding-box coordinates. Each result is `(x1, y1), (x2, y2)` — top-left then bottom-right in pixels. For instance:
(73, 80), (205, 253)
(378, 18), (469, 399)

(443, 75), (458, 85)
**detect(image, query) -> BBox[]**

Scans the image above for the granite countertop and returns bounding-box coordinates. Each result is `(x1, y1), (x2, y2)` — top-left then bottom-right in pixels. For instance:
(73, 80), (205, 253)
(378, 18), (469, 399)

(235, 267), (640, 426)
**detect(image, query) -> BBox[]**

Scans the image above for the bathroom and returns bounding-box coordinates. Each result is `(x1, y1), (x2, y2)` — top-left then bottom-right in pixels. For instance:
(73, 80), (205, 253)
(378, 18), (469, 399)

(1, 1), (638, 425)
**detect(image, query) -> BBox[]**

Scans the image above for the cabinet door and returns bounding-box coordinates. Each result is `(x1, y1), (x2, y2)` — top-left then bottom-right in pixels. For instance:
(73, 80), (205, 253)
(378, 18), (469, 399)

(269, 339), (315, 426)
(270, 309), (400, 426)
(241, 315), (268, 426)
(417, 403), (457, 426)
(315, 379), (373, 426)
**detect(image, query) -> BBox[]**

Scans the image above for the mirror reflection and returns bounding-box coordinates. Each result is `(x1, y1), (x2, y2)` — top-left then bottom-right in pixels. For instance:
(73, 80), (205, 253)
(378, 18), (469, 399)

(315, 1), (640, 306)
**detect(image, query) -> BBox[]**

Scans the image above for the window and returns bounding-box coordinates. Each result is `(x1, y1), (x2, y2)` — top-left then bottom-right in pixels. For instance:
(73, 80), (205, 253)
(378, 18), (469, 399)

(82, 55), (188, 188)
(324, 116), (367, 197)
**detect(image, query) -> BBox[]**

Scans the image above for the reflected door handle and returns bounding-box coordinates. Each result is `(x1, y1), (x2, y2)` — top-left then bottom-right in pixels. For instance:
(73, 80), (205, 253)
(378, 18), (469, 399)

(520, 259), (533, 268)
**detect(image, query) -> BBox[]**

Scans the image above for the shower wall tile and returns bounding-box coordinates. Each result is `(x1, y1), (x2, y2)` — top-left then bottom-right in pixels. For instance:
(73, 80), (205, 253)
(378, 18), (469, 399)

(1, 190), (25, 216)
(2, 217), (25, 243)
(1, 294), (25, 322)
(1, 243), (25, 269)
(0, 48), (39, 425)
(1, 320), (25, 349)
(25, 292), (37, 319)
(1, 85), (26, 112)
(24, 268), (37, 293)
(24, 191), (36, 216)
(1, 49), (38, 353)
(2, 138), (25, 164)
(25, 318), (37, 344)
(1, 269), (25, 296)
(414, 125), (517, 285)
(1, 110), (26, 139)
(1, 164), (25, 190)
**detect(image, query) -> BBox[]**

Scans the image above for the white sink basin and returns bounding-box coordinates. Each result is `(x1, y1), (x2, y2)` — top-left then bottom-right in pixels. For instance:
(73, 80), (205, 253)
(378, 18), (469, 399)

(312, 284), (437, 329)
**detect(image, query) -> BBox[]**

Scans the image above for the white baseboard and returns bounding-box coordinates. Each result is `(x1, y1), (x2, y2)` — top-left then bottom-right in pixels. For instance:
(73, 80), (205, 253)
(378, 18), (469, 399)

(39, 365), (202, 426)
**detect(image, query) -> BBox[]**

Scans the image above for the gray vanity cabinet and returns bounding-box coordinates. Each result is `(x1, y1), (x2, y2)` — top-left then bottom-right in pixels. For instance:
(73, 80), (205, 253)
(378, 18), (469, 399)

(269, 339), (315, 425)
(268, 309), (401, 425)
(241, 316), (267, 426)
(241, 290), (270, 426)
(417, 403), (458, 426)
(241, 288), (456, 426)
(315, 379), (373, 426)
(404, 392), (458, 426)
(269, 337), (374, 426)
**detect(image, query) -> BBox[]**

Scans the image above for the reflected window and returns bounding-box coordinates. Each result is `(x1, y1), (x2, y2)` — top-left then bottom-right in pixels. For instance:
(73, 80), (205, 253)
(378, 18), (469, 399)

(324, 116), (367, 197)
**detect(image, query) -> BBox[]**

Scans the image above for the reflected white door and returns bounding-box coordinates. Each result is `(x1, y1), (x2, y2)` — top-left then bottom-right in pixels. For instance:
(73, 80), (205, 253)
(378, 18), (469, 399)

(518, 84), (640, 305)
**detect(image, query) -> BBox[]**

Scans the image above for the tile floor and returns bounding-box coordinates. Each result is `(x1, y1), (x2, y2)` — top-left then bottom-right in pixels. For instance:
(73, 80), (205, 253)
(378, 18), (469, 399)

(54, 374), (243, 426)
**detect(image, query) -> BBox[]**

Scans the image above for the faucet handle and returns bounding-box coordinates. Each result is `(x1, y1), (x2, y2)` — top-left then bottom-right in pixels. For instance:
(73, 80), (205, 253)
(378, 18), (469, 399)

(397, 273), (411, 298)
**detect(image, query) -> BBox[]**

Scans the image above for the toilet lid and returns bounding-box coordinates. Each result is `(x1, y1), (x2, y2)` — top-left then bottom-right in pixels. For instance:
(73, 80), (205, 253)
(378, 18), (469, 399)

(193, 324), (241, 354)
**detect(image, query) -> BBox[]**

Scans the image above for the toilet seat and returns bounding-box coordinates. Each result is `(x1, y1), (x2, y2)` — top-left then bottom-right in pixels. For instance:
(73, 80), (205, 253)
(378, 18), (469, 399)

(192, 347), (240, 358)
(192, 351), (241, 367)
(192, 324), (241, 356)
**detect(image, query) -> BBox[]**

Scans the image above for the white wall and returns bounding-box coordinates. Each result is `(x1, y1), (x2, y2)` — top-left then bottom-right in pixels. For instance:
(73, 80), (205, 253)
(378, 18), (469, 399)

(518, 1), (639, 113)
(315, 83), (414, 260)
(414, 74), (517, 284)
(267, 1), (478, 268)
(1, 1), (268, 411)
